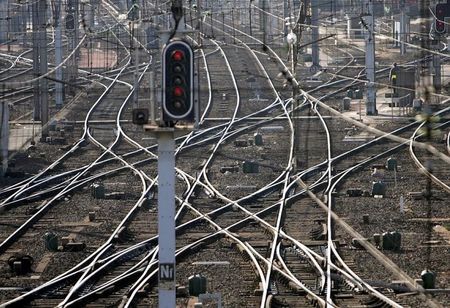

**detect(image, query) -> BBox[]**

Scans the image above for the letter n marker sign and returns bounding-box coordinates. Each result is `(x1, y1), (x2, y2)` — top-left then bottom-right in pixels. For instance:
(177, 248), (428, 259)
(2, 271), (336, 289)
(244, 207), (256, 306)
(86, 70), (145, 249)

(159, 263), (175, 283)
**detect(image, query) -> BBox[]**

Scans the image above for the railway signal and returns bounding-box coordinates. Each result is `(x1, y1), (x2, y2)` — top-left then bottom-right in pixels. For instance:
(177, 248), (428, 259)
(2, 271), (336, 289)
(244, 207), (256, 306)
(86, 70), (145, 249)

(435, 2), (450, 34)
(162, 40), (194, 123)
(65, 14), (75, 30)
(132, 108), (149, 125)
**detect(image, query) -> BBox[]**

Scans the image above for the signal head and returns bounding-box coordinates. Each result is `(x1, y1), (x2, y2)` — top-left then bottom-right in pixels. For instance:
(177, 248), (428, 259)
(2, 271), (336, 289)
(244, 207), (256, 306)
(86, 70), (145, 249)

(132, 108), (149, 125)
(162, 40), (195, 122)
(435, 3), (449, 34)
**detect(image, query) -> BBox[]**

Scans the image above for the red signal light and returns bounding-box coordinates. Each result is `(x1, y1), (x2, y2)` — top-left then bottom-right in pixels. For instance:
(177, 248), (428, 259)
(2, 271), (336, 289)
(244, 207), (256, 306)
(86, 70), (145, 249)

(436, 20), (445, 32)
(173, 86), (184, 97)
(172, 50), (184, 61)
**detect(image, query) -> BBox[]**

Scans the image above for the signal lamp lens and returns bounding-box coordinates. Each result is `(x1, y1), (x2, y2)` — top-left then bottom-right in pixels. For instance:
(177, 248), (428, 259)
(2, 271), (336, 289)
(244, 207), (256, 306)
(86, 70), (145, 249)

(172, 50), (184, 61)
(174, 101), (184, 109)
(174, 77), (183, 85)
(173, 86), (184, 97)
(173, 64), (183, 73)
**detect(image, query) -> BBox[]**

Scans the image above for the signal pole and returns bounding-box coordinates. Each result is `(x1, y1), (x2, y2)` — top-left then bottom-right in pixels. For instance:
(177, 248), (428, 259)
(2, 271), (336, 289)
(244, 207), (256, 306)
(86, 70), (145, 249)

(132, 3), (199, 305)
(150, 39), (194, 308)
(66, 0), (79, 95)
(32, 0), (49, 137)
(311, 0), (320, 70)
(32, 0), (40, 122)
(399, 0), (406, 55)
(433, 54), (441, 94)
(283, 0), (288, 41)
(155, 127), (176, 308)
(39, 0), (48, 135)
(363, 0), (377, 115)
(140, 2), (196, 307)
(1, 87), (9, 176)
(54, 0), (64, 108)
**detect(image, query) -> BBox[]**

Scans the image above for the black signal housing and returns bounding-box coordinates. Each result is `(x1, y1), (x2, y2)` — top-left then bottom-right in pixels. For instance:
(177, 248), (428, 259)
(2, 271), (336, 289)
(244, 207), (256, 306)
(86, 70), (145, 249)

(435, 3), (450, 34)
(162, 40), (194, 122)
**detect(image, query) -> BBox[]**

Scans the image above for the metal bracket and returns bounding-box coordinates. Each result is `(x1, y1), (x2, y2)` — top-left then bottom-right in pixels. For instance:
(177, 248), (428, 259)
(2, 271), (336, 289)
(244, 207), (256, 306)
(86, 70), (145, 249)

(143, 124), (194, 137)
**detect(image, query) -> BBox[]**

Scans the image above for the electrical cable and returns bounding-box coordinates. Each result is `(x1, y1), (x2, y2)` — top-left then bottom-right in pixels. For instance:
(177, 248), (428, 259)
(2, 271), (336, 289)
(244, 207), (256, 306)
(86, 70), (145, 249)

(168, 0), (183, 42)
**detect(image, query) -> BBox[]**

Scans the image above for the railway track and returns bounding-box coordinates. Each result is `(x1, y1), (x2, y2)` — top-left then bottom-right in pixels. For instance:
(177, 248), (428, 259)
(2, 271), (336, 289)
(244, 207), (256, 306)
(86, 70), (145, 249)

(0, 1), (449, 307)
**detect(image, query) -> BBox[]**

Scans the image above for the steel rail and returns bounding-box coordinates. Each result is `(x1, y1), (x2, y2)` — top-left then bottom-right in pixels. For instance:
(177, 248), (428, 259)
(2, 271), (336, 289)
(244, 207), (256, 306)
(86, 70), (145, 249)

(409, 122), (450, 193)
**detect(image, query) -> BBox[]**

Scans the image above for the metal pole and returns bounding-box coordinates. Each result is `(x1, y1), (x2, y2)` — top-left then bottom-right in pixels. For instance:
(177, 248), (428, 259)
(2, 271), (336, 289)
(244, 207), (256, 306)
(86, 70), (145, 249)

(283, 0), (288, 40)
(133, 45), (140, 105)
(359, 99), (362, 121)
(268, 0), (273, 42)
(157, 130), (176, 308)
(22, 3), (28, 45)
(209, 10), (214, 37)
(249, 0), (252, 36)
(222, 11), (225, 40)
(0, 86), (9, 176)
(38, 0), (48, 137)
(364, 0), (377, 115)
(197, 0), (202, 35)
(292, 40), (299, 157)
(258, 0), (263, 31)
(90, 0), (96, 27)
(400, 1), (406, 55)
(7, 0), (10, 52)
(55, 0), (64, 108)
(311, 0), (320, 68)
(73, 0), (80, 58)
(150, 52), (156, 124)
(32, 0), (40, 121)
(232, 8), (236, 43)
(391, 87), (393, 121)
(262, 0), (267, 46)
(433, 54), (441, 95)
